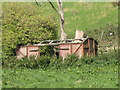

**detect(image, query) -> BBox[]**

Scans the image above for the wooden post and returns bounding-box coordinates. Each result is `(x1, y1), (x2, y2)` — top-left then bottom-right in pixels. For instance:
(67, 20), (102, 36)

(75, 30), (86, 39)
(100, 30), (104, 41)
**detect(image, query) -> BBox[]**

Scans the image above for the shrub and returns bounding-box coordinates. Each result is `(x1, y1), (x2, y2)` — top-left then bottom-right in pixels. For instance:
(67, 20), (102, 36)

(63, 54), (79, 67)
(2, 3), (58, 59)
(36, 55), (51, 69)
(79, 56), (95, 64)
(47, 56), (62, 70)
(2, 55), (50, 69)
(2, 50), (118, 69)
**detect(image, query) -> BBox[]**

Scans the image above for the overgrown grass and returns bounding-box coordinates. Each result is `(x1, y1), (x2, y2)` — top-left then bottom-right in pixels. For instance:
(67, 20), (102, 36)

(3, 64), (118, 88)
(2, 50), (118, 69)
(2, 50), (118, 88)
(2, 2), (118, 88)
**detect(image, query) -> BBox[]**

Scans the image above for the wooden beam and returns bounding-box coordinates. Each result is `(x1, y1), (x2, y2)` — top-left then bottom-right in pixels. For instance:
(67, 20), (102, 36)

(93, 40), (95, 56)
(73, 44), (82, 54)
(88, 39), (90, 56)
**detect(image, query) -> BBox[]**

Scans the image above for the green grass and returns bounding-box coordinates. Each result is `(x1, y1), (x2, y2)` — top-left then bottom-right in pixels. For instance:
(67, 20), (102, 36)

(2, 2), (118, 88)
(2, 51), (118, 88)
(3, 64), (118, 88)
(36, 2), (118, 38)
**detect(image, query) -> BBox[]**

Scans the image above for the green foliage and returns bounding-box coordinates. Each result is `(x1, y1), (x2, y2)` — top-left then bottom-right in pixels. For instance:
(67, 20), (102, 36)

(2, 2), (118, 88)
(85, 24), (118, 42)
(40, 46), (55, 56)
(2, 56), (50, 69)
(3, 63), (118, 88)
(2, 50), (118, 88)
(49, 56), (63, 69)
(63, 54), (79, 67)
(2, 50), (118, 70)
(63, 2), (118, 38)
(2, 3), (58, 58)
(36, 55), (51, 69)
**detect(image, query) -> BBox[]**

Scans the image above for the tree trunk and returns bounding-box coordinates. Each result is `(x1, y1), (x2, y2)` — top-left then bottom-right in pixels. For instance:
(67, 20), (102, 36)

(56, 0), (67, 40)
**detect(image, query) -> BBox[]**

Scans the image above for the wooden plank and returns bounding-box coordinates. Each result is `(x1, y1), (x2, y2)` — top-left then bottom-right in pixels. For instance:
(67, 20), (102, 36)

(93, 40), (95, 56)
(88, 39), (90, 56)
(26, 46), (28, 56)
(73, 44), (82, 54)
(58, 48), (69, 50)
(17, 51), (26, 57)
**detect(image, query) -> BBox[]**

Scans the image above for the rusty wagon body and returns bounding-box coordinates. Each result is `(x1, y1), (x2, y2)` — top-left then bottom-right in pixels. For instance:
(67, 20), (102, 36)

(16, 38), (98, 59)
(16, 46), (40, 59)
(58, 38), (98, 59)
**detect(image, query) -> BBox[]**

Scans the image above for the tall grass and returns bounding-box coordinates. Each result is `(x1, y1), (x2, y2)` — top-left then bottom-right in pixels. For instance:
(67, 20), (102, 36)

(2, 50), (118, 70)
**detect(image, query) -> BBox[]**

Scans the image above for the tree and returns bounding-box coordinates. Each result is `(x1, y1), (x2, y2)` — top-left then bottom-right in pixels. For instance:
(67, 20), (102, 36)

(35, 0), (67, 40)
(112, 2), (120, 6)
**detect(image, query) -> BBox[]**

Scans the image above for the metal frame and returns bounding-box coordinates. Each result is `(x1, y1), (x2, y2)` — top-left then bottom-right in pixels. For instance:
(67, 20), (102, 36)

(34, 38), (86, 46)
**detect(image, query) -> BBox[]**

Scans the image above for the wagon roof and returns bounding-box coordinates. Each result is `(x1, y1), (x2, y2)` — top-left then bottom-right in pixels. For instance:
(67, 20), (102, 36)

(33, 37), (98, 46)
(83, 38), (98, 45)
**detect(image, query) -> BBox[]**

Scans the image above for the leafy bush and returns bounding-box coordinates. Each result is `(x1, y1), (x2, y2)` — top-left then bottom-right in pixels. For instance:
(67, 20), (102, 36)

(2, 3), (58, 59)
(49, 56), (62, 69)
(2, 55), (51, 69)
(36, 55), (51, 69)
(95, 50), (118, 65)
(2, 50), (118, 69)
(63, 54), (79, 67)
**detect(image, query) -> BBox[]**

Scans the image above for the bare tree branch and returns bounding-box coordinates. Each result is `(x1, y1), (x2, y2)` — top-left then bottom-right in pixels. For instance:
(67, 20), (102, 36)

(35, 0), (60, 16)
(48, 0), (60, 15)
(35, 0), (66, 41)
(35, 0), (47, 6)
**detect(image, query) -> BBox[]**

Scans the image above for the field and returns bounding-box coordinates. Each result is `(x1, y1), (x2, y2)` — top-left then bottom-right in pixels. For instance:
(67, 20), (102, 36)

(2, 50), (118, 88)
(39, 2), (118, 38)
(38, 2), (118, 48)
(3, 64), (118, 88)
(2, 2), (118, 88)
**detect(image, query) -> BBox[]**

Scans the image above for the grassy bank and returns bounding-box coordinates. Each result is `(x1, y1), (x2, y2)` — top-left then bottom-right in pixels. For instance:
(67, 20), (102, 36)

(2, 50), (118, 88)
(3, 64), (118, 88)
(2, 2), (118, 88)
